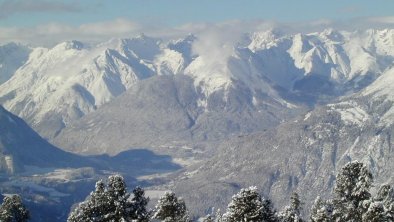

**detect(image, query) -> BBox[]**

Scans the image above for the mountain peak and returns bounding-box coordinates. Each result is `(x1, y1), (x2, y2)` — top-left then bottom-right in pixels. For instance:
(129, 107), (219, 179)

(54, 40), (85, 51)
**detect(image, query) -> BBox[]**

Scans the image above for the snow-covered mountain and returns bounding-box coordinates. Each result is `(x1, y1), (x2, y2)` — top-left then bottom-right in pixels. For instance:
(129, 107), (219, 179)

(171, 65), (394, 217)
(0, 28), (394, 220)
(48, 29), (393, 154)
(0, 29), (393, 143)
(52, 74), (300, 155)
(0, 105), (102, 174)
(0, 104), (181, 221)
(0, 36), (163, 138)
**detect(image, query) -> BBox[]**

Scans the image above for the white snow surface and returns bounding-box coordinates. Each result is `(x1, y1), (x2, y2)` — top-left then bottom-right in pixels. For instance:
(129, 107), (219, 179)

(0, 29), (393, 136)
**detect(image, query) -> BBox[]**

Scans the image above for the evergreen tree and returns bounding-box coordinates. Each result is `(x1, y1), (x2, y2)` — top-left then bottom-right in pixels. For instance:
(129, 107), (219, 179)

(278, 192), (303, 222)
(261, 199), (278, 222)
(105, 175), (130, 221)
(332, 161), (373, 221)
(376, 184), (394, 220)
(215, 209), (223, 222)
(129, 186), (150, 222)
(153, 191), (190, 222)
(359, 184), (394, 221)
(68, 174), (149, 222)
(68, 179), (114, 221)
(0, 195), (30, 222)
(222, 186), (272, 222)
(362, 201), (386, 222)
(309, 196), (332, 222)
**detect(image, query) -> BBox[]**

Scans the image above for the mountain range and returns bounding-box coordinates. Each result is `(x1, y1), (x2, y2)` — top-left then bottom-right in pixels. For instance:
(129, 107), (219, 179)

(0, 28), (394, 219)
(173, 64), (394, 215)
(1, 29), (393, 148)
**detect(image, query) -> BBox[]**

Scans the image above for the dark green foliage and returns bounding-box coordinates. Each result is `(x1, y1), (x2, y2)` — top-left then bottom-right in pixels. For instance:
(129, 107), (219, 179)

(376, 184), (394, 220)
(68, 174), (150, 222)
(332, 161), (373, 221)
(309, 196), (333, 222)
(0, 195), (30, 222)
(360, 184), (394, 221)
(261, 199), (278, 222)
(222, 187), (264, 222)
(130, 186), (150, 221)
(362, 201), (386, 222)
(278, 192), (303, 222)
(153, 191), (190, 222)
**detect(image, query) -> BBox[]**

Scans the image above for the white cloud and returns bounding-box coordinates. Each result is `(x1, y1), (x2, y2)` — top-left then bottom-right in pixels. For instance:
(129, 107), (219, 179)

(0, 0), (81, 18)
(190, 21), (267, 68)
(0, 17), (393, 47)
(365, 16), (394, 24)
(0, 19), (144, 46)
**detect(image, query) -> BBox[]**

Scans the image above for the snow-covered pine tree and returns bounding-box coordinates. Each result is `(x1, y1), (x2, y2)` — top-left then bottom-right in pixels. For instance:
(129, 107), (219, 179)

(68, 179), (110, 221)
(309, 196), (333, 222)
(106, 174), (131, 221)
(277, 192), (303, 222)
(215, 209), (223, 222)
(362, 201), (386, 222)
(332, 161), (372, 221)
(0, 195), (30, 222)
(375, 184), (394, 220)
(222, 186), (267, 222)
(153, 191), (190, 222)
(261, 199), (278, 222)
(129, 186), (150, 222)
(68, 175), (148, 222)
(359, 183), (394, 221)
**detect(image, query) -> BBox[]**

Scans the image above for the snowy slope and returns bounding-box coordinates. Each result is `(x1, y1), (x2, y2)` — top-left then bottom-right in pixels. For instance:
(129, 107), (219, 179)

(172, 65), (394, 217)
(0, 105), (100, 173)
(1, 29), (393, 141)
(0, 105), (180, 222)
(0, 37), (163, 138)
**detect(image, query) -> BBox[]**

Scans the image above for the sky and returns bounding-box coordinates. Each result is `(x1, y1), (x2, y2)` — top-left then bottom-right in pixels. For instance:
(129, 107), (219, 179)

(0, 0), (393, 45)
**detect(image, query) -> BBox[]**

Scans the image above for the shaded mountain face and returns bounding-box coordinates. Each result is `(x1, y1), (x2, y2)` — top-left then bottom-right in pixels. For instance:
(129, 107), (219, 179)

(47, 29), (393, 155)
(0, 105), (181, 221)
(0, 105), (101, 174)
(0, 104), (181, 174)
(53, 74), (299, 155)
(172, 66), (394, 217)
(1, 29), (393, 144)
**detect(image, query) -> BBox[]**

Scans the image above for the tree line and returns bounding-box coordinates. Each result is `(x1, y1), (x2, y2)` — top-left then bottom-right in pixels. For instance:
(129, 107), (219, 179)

(1, 161), (393, 221)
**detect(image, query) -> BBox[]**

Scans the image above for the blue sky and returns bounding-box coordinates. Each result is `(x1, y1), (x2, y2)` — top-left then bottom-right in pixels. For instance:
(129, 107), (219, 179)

(0, 0), (393, 46)
(0, 0), (393, 27)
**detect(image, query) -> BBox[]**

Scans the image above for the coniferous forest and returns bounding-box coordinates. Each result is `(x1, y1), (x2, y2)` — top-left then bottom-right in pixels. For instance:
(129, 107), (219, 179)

(2, 161), (393, 221)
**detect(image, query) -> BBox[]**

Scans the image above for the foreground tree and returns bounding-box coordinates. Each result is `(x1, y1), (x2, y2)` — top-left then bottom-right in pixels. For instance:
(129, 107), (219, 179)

(332, 161), (373, 221)
(375, 184), (394, 220)
(222, 186), (278, 222)
(360, 183), (394, 221)
(278, 192), (303, 222)
(152, 191), (190, 222)
(309, 196), (333, 222)
(129, 186), (150, 221)
(68, 179), (109, 221)
(362, 201), (386, 222)
(68, 174), (150, 222)
(0, 195), (30, 222)
(222, 186), (264, 221)
(261, 199), (278, 222)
